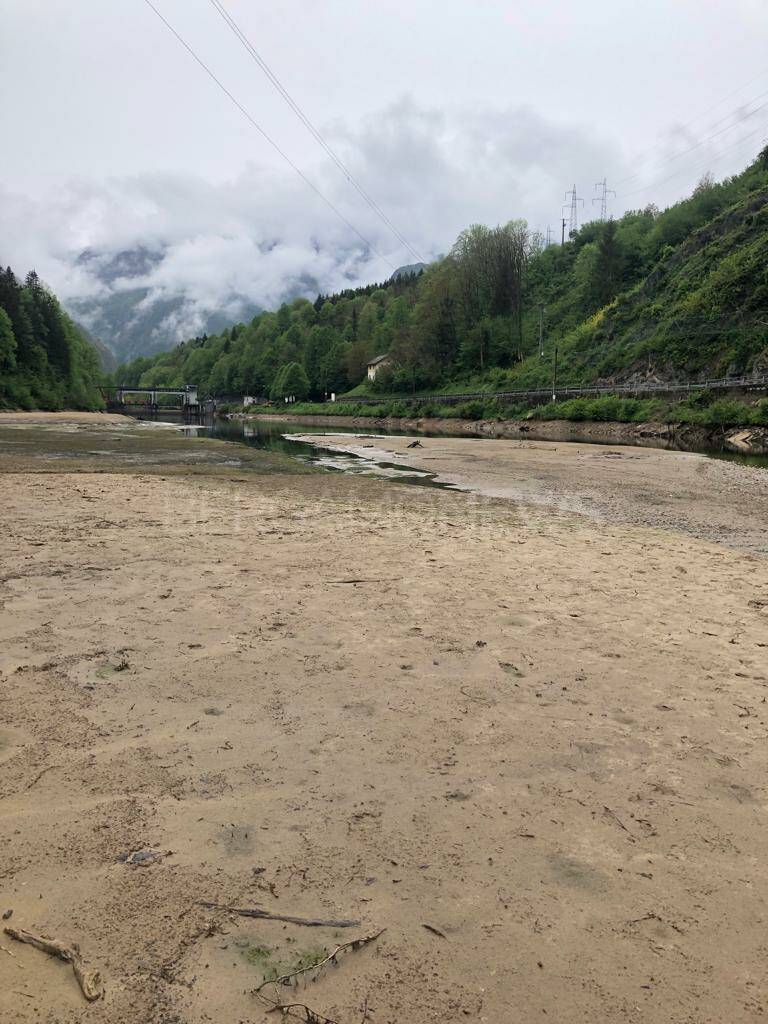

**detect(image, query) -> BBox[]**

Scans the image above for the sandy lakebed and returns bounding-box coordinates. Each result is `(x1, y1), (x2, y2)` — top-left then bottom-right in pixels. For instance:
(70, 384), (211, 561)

(1, 412), (767, 1024)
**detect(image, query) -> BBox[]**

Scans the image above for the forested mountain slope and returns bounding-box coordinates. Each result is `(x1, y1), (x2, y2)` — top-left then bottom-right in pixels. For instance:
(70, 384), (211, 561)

(0, 268), (104, 410)
(114, 148), (768, 400)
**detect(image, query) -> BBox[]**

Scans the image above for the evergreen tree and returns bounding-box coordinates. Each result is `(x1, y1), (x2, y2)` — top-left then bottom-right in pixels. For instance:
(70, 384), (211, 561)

(0, 266), (103, 410)
(0, 307), (17, 374)
(591, 219), (624, 309)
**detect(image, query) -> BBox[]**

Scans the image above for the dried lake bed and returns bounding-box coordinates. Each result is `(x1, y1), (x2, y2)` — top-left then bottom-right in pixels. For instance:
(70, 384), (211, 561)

(1, 412), (767, 1023)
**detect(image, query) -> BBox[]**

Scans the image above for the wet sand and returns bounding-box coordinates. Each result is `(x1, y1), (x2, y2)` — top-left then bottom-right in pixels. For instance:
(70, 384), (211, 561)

(1, 415), (767, 1023)
(292, 431), (768, 555)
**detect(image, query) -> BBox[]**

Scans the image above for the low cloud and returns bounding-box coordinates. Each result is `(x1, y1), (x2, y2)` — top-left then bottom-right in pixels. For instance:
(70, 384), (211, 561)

(0, 98), (678, 349)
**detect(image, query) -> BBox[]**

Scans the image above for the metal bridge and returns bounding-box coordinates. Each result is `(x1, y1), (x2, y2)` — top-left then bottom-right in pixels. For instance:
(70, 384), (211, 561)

(101, 385), (201, 417)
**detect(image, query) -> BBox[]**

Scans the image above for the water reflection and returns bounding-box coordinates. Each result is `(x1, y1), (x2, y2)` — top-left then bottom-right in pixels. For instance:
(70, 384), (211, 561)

(200, 417), (456, 488)
(200, 416), (768, 472)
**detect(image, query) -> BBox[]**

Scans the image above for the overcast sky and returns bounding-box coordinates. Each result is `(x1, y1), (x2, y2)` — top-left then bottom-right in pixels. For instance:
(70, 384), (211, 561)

(2, 0), (767, 338)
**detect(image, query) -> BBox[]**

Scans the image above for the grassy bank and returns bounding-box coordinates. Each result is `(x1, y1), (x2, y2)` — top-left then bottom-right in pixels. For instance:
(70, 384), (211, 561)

(226, 392), (768, 429)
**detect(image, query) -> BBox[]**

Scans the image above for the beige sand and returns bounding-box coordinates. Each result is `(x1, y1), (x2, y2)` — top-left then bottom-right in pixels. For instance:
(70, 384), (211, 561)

(0, 411), (131, 425)
(291, 431), (768, 555)
(1, 419), (767, 1023)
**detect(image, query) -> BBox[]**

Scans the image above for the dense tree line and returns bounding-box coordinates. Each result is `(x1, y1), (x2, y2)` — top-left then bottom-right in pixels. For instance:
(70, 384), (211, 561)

(115, 147), (768, 398)
(0, 268), (104, 409)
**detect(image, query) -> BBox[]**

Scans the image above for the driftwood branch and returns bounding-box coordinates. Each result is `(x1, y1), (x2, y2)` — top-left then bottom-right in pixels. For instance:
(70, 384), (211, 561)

(3, 927), (103, 1001)
(255, 931), (384, 1022)
(256, 930), (385, 995)
(197, 902), (361, 928)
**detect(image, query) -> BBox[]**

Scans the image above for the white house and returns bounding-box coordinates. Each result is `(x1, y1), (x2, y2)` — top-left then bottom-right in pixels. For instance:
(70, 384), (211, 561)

(367, 353), (392, 381)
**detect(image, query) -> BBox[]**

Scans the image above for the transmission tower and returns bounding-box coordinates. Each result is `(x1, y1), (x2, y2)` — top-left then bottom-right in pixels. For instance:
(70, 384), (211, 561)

(562, 185), (584, 237)
(593, 177), (616, 220)
(545, 225), (556, 247)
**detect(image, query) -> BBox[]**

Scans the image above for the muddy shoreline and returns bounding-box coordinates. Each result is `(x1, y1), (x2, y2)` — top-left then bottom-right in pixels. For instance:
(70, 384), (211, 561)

(239, 412), (768, 454)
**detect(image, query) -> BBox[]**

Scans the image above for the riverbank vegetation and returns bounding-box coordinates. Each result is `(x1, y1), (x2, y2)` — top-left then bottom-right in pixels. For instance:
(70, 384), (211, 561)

(235, 390), (768, 428)
(0, 267), (104, 410)
(114, 148), (768, 405)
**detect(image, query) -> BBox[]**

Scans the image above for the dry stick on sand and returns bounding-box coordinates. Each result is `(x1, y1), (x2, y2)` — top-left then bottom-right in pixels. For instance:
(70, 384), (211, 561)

(602, 805), (638, 840)
(263, 1001), (339, 1023)
(198, 902), (360, 928)
(0, 943), (22, 965)
(3, 927), (103, 1001)
(24, 764), (62, 791)
(255, 931), (385, 1022)
(326, 578), (402, 585)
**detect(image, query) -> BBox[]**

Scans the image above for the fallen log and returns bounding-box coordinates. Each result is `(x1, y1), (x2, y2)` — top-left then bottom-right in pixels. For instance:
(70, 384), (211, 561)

(3, 926), (103, 1001)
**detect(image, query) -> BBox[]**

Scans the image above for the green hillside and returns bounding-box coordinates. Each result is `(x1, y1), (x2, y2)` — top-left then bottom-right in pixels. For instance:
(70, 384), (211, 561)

(0, 267), (105, 410)
(113, 148), (768, 401)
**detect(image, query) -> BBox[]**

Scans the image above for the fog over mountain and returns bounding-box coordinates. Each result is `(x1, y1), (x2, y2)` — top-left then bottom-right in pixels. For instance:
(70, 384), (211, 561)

(3, 0), (766, 362)
(2, 101), (633, 361)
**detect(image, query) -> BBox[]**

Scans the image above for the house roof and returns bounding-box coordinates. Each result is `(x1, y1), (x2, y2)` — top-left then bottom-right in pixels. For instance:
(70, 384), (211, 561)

(367, 353), (391, 367)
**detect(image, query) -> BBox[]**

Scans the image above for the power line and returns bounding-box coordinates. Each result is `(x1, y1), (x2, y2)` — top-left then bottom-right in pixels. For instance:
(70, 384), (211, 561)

(207, 0), (425, 264)
(614, 87), (768, 186)
(140, 0), (395, 271)
(617, 120), (767, 200)
(674, 68), (768, 135)
(610, 71), (768, 186)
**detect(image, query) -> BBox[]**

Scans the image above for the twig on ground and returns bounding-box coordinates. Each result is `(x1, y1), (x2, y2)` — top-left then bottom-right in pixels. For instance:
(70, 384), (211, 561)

(459, 686), (490, 704)
(421, 923), (447, 939)
(3, 927), (102, 1001)
(255, 931), (385, 1022)
(1, 943), (23, 966)
(24, 765), (61, 791)
(602, 805), (637, 840)
(264, 1001), (339, 1022)
(198, 902), (360, 928)
(256, 930), (385, 995)
(326, 579), (402, 585)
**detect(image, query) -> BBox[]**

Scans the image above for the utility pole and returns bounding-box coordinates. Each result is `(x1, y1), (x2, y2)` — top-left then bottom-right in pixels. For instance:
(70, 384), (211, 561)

(538, 305), (546, 357)
(593, 177), (616, 220)
(563, 185), (584, 238)
(561, 217), (566, 245)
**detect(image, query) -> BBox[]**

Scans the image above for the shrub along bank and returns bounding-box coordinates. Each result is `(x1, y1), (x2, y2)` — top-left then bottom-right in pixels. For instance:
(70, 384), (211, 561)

(227, 392), (768, 429)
